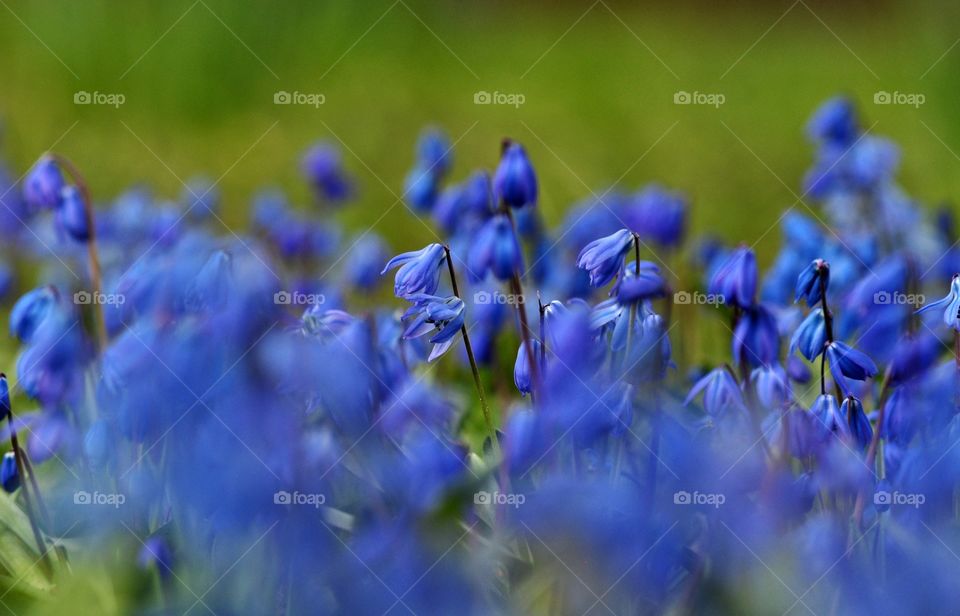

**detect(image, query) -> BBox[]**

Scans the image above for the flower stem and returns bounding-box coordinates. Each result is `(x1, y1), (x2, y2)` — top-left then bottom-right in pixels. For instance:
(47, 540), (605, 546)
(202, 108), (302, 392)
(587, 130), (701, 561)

(51, 154), (108, 352)
(7, 415), (51, 575)
(443, 246), (497, 452)
(818, 272), (835, 397)
(502, 206), (541, 399)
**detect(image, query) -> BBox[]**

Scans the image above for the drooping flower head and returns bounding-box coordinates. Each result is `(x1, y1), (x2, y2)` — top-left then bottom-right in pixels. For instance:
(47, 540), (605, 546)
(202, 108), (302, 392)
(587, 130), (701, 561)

(402, 294), (465, 361)
(615, 260), (665, 304)
(382, 243), (447, 298)
(708, 246), (757, 308)
(789, 308), (827, 361)
(916, 274), (960, 331)
(494, 140), (537, 209)
(623, 184), (687, 248)
(841, 396), (872, 449)
(684, 367), (745, 416)
(23, 154), (65, 211)
(826, 340), (878, 395)
(0, 452), (18, 493)
(752, 364), (790, 409)
(301, 142), (353, 203)
(577, 229), (635, 288)
(56, 185), (90, 242)
(794, 259), (829, 306)
(733, 305), (780, 368)
(467, 214), (523, 282)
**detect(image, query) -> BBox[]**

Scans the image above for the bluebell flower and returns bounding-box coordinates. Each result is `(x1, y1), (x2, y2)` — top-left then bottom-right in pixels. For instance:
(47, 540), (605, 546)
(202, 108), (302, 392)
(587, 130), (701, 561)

(794, 259), (829, 306)
(415, 127), (453, 177)
(403, 165), (439, 212)
(56, 185), (90, 242)
(343, 234), (388, 290)
(916, 274), (960, 331)
(22, 154), (64, 211)
(841, 396), (872, 449)
(494, 141), (537, 208)
(623, 184), (687, 248)
(10, 286), (57, 343)
(467, 214), (523, 282)
(733, 305), (780, 368)
(402, 294), (464, 361)
(786, 355), (812, 384)
(615, 260), (665, 304)
(0, 452), (18, 493)
(881, 387), (918, 445)
(806, 96), (859, 147)
(811, 393), (847, 437)
(826, 341), (878, 393)
(684, 367), (744, 416)
(708, 246), (757, 308)
(513, 339), (539, 397)
(577, 229), (635, 288)
(382, 243), (447, 298)
(752, 364), (789, 408)
(301, 142), (353, 203)
(789, 309), (826, 361)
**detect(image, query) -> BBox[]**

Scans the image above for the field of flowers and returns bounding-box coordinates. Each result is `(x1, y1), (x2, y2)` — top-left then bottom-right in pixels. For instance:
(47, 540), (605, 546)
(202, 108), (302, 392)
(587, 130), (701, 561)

(0, 94), (957, 615)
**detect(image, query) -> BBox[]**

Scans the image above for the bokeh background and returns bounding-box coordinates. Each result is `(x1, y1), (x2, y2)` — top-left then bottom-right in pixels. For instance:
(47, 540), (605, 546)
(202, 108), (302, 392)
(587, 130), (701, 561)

(1, 0), (959, 262)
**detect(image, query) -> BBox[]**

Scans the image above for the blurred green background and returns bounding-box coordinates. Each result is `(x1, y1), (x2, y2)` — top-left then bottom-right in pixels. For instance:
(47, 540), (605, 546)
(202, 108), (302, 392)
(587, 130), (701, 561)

(1, 0), (959, 262)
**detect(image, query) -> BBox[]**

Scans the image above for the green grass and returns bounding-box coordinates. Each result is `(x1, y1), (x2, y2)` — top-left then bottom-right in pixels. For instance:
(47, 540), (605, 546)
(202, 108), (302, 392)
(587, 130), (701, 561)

(1, 0), (959, 264)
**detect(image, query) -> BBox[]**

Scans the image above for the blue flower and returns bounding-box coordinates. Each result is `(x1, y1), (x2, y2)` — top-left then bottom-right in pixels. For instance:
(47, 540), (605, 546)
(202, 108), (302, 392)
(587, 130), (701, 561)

(806, 96), (859, 147)
(10, 286), (57, 343)
(0, 452), (18, 493)
(301, 142), (353, 203)
(343, 234), (388, 290)
(684, 367), (744, 416)
(794, 259), (829, 306)
(615, 260), (665, 304)
(0, 374), (9, 422)
(916, 274), (960, 331)
(752, 364), (789, 408)
(402, 294), (464, 361)
(708, 246), (757, 308)
(513, 339), (539, 397)
(415, 127), (453, 177)
(382, 243), (447, 298)
(840, 396), (872, 449)
(826, 341), (878, 393)
(733, 305), (780, 368)
(623, 184), (687, 248)
(403, 165), (440, 212)
(789, 309), (827, 361)
(467, 214), (523, 282)
(494, 141), (537, 208)
(56, 185), (90, 242)
(577, 229), (635, 288)
(22, 154), (64, 211)
(811, 394), (846, 437)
